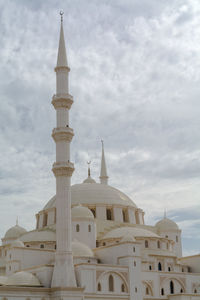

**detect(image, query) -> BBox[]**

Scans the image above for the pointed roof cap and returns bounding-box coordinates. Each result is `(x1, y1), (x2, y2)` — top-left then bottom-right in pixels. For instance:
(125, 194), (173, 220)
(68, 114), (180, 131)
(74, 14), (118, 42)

(56, 11), (68, 68)
(100, 140), (109, 184)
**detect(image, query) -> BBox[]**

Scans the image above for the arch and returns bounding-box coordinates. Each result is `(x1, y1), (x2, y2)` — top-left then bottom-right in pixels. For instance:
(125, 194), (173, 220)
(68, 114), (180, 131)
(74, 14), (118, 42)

(149, 265), (152, 270)
(158, 262), (162, 271)
(180, 288), (183, 293)
(40, 244), (44, 249)
(76, 224), (80, 232)
(97, 271), (128, 293)
(143, 281), (153, 296)
(109, 274), (114, 292)
(161, 277), (185, 294)
(145, 240), (148, 248)
(97, 282), (101, 291)
(194, 289), (197, 293)
(170, 280), (174, 294)
(146, 287), (149, 295)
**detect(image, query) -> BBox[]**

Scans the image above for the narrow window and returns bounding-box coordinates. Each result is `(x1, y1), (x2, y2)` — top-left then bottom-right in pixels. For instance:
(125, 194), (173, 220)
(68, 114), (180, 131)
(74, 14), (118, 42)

(55, 244), (56, 249)
(149, 265), (152, 270)
(176, 236), (178, 242)
(135, 287), (137, 293)
(109, 275), (114, 292)
(157, 241), (160, 248)
(168, 267), (171, 272)
(158, 262), (162, 271)
(103, 242), (106, 246)
(133, 247), (135, 252)
(134, 261), (136, 267)
(194, 289), (197, 293)
(97, 282), (101, 291)
(145, 240), (148, 248)
(121, 283), (125, 292)
(91, 208), (96, 218)
(170, 281), (174, 294)
(88, 224), (91, 232)
(161, 288), (164, 295)
(106, 209), (112, 220)
(43, 213), (48, 227)
(40, 244), (44, 249)
(180, 288), (183, 293)
(146, 287), (149, 295)
(165, 235), (168, 238)
(76, 224), (80, 232)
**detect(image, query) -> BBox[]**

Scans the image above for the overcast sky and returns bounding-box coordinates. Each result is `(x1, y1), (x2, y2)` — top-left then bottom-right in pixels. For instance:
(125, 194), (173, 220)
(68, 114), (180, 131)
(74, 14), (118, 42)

(0, 0), (200, 256)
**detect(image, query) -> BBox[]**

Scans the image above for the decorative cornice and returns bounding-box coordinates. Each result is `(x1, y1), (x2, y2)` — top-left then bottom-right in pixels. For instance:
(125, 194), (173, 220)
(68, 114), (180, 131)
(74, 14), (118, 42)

(54, 65), (70, 72)
(52, 93), (73, 109)
(52, 162), (74, 177)
(52, 127), (74, 142)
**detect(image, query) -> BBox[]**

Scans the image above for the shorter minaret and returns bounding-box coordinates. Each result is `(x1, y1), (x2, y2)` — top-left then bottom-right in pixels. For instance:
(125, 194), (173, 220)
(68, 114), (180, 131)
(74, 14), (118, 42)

(99, 140), (109, 185)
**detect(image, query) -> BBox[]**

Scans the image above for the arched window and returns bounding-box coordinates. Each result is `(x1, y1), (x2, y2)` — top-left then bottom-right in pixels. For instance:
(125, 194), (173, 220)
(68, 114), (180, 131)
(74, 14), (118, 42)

(76, 224), (80, 232)
(149, 265), (152, 270)
(176, 236), (178, 242)
(121, 283), (125, 292)
(168, 267), (171, 272)
(88, 224), (91, 232)
(146, 287), (149, 295)
(97, 282), (101, 291)
(170, 281), (174, 294)
(134, 261), (136, 267)
(194, 289), (197, 293)
(180, 288), (183, 293)
(145, 240), (148, 248)
(157, 241), (160, 248)
(133, 247), (135, 252)
(109, 274), (114, 292)
(158, 262), (162, 271)
(40, 244), (44, 249)
(135, 287), (137, 293)
(106, 209), (112, 220)
(161, 288), (164, 295)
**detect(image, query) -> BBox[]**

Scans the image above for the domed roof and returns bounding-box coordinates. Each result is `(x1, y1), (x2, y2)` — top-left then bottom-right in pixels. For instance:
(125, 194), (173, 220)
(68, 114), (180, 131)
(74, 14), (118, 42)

(6, 271), (41, 286)
(72, 205), (94, 220)
(0, 276), (7, 285)
(44, 183), (136, 210)
(20, 229), (56, 242)
(4, 224), (27, 240)
(83, 176), (96, 184)
(155, 217), (179, 232)
(102, 226), (159, 240)
(72, 240), (94, 257)
(10, 240), (25, 248)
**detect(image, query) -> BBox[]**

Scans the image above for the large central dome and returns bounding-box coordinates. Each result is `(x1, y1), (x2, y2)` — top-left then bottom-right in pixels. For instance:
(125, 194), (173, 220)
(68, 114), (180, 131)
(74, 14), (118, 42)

(43, 182), (137, 210)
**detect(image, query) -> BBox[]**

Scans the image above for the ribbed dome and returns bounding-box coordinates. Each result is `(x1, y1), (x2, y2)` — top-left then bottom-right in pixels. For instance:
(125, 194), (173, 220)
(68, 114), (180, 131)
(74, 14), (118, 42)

(72, 205), (94, 220)
(10, 240), (25, 248)
(72, 240), (94, 257)
(44, 183), (136, 210)
(4, 225), (27, 240)
(102, 226), (159, 240)
(155, 218), (179, 232)
(6, 271), (41, 286)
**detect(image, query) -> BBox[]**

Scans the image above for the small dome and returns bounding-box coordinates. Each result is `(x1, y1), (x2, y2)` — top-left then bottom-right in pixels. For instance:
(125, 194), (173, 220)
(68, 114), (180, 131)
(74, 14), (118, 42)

(120, 233), (136, 243)
(83, 176), (96, 184)
(155, 217), (179, 232)
(6, 271), (41, 286)
(72, 205), (94, 220)
(103, 226), (159, 240)
(0, 276), (7, 285)
(20, 229), (55, 243)
(10, 240), (24, 248)
(72, 240), (94, 257)
(4, 225), (27, 240)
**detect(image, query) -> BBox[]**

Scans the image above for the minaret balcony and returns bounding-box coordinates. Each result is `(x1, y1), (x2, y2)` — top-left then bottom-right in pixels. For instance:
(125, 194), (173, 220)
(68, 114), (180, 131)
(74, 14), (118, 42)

(52, 161), (75, 177)
(52, 93), (73, 109)
(52, 127), (74, 142)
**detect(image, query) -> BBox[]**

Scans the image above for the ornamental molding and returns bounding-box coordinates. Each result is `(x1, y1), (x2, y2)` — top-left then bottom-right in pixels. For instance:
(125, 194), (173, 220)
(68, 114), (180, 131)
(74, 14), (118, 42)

(54, 66), (70, 72)
(52, 94), (73, 109)
(52, 127), (74, 142)
(52, 162), (74, 177)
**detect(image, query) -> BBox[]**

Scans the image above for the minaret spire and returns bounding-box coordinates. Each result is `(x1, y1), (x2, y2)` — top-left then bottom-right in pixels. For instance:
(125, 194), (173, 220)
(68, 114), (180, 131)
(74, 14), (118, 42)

(99, 140), (109, 185)
(51, 13), (76, 288)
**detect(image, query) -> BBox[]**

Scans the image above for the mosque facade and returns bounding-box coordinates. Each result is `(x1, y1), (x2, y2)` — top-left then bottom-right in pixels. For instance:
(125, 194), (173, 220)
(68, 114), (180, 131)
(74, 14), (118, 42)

(0, 16), (199, 300)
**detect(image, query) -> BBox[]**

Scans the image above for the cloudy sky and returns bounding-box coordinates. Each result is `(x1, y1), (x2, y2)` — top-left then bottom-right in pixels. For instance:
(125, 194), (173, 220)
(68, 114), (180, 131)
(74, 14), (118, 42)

(0, 0), (200, 256)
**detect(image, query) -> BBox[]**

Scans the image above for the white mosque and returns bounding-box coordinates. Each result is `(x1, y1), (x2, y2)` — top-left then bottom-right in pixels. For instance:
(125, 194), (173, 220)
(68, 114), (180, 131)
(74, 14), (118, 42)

(0, 14), (200, 300)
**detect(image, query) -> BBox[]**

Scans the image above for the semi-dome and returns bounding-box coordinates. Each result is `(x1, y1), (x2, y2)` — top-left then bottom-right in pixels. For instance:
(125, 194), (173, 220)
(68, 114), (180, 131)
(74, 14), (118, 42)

(72, 205), (94, 220)
(44, 183), (136, 210)
(6, 271), (41, 286)
(10, 240), (25, 248)
(155, 217), (179, 231)
(72, 240), (94, 257)
(4, 224), (27, 240)
(102, 226), (159, 240)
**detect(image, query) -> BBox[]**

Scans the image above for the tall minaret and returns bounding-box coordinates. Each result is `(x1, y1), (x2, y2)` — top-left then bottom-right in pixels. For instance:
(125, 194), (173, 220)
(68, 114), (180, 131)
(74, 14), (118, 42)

(51, 12), (76, 287)
(99, 140), (109, 185)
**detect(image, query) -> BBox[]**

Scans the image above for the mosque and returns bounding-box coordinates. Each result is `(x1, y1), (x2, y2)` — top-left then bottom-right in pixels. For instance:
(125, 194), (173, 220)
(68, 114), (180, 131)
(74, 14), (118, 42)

(0, 14), (199, 300)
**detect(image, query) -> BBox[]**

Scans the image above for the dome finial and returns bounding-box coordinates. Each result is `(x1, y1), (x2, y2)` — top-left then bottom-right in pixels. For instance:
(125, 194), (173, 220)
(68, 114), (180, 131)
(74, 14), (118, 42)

(60, 10), (64, 23)
(16, 216), (18, 226)
(99, 139), (109, 185)
(83, 160), (96, 184)
(87, 160), (91, 177)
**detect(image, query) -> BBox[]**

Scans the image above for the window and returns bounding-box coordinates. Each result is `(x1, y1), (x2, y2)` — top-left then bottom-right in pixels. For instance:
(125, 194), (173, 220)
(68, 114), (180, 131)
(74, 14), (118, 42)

(26, 245), (30, 247)
(103, 242), (106, 246)
(149, 265), (152, 270)
(158, 262), (162, 271)
(145, 240), (148, 248)
(161, 288), (164, 295)
(122, 209), (129, 222)
(168, 267), (171, 272)
(170, 281), (174, 294)
(97, 282), (101, 291)
(76, 224), (80, 232)
(91, 208), (96, 218)
(121, 284), (125, 292)
(180, 288), (183, 293)
(55, 244), (56, 249)
(43, 213), (48, 227)
(40, 244), (44, 249)
(133, 247), (135, 252)
(88, 224), (91, 232)
(106, 209), (112, 220)
(157, 241), (160, 248)
(135, 287), (137, 293)
(194, 289), (197, 293)
(176, 236), (178, 242)
(146, 287), (149, 295)
(165, 235), (168, 238)
(109, 275), (114, 292)
(134, 261), (136, 267)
